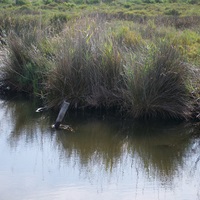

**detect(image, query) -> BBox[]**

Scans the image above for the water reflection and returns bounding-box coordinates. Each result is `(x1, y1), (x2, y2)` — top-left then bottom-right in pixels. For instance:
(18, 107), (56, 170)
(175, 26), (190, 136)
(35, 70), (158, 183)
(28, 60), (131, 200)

(2, 99), (47, 146)
(56, 120), (195, 183)
(0, 98), (200, 199)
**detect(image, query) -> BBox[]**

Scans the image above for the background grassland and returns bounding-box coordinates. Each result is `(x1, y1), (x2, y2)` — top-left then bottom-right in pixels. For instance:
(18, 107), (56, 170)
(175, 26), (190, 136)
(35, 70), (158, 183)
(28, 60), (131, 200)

(0, 1), (200, 120)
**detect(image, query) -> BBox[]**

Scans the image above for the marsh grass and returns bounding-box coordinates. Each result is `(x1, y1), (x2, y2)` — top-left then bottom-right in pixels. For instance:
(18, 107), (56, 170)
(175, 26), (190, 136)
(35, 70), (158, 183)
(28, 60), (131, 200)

(45, 19), (125, 109)
(1, 15), (200, 120)
(43, 18), (195, 120)
(123, 43), (192, 119)
(1, 33), (50, 95)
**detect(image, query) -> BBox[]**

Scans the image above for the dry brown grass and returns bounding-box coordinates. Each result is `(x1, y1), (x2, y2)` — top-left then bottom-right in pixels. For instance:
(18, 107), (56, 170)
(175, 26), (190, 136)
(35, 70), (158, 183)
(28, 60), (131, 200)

(122, 43), (192, 120)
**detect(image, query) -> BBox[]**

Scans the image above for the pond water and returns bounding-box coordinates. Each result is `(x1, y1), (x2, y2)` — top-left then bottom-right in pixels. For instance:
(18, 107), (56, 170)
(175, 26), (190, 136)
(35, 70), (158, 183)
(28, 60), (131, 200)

(0, 97), (200, 200)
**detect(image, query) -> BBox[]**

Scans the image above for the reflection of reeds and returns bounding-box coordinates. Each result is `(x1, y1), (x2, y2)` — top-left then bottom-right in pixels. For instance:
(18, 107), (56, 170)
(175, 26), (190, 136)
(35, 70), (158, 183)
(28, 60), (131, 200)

(124, 122), (190, 182)
(1, 98), (50, 146)
(55, 118), (193, 183)
(57, 121), (125, 171)
(1, 98), (196, 183)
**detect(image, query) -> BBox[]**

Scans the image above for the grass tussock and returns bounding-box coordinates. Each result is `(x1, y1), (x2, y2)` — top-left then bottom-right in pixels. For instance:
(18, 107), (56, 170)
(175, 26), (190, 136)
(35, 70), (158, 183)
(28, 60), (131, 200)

(1, 33), (50, 95)
(122, 43), (192, 120)
(45, 19), (124, 109)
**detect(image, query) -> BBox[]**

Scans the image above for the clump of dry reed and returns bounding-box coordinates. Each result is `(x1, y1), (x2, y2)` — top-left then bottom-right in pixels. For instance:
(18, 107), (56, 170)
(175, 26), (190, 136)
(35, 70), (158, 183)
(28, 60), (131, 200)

(44, 18), (124, 109)
(45, 18), (193, 120)
(122, 42), (192, 120)
(1, 32), (49, 95)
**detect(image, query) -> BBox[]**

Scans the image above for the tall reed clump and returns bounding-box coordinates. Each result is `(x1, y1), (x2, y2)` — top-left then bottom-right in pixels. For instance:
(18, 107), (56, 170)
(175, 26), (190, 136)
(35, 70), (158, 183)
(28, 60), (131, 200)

(1, 32), (50, 96)
(44, 18), (125, 109)
(44, 18), (196, 120)
(122, 42), (193, 120)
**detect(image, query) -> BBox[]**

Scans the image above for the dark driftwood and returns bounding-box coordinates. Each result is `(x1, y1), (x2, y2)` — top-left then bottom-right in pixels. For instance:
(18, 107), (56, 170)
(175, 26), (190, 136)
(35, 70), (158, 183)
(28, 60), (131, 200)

(54, 101), (70, 129)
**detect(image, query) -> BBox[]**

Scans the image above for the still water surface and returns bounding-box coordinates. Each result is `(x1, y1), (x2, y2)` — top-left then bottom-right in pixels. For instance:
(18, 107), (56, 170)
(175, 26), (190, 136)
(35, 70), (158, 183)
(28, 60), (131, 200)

(0, 97), (200, 200)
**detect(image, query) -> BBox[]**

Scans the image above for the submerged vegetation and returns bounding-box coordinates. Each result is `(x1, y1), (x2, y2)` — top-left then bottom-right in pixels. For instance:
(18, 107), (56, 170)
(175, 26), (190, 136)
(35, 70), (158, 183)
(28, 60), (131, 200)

(0, 0), (200, 120)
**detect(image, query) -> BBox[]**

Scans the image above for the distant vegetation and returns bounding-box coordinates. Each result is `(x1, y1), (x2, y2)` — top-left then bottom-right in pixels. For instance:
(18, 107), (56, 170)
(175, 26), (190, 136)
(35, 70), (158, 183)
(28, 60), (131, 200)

(0, 0), (199, 5)
(0, 0), (200, 120)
